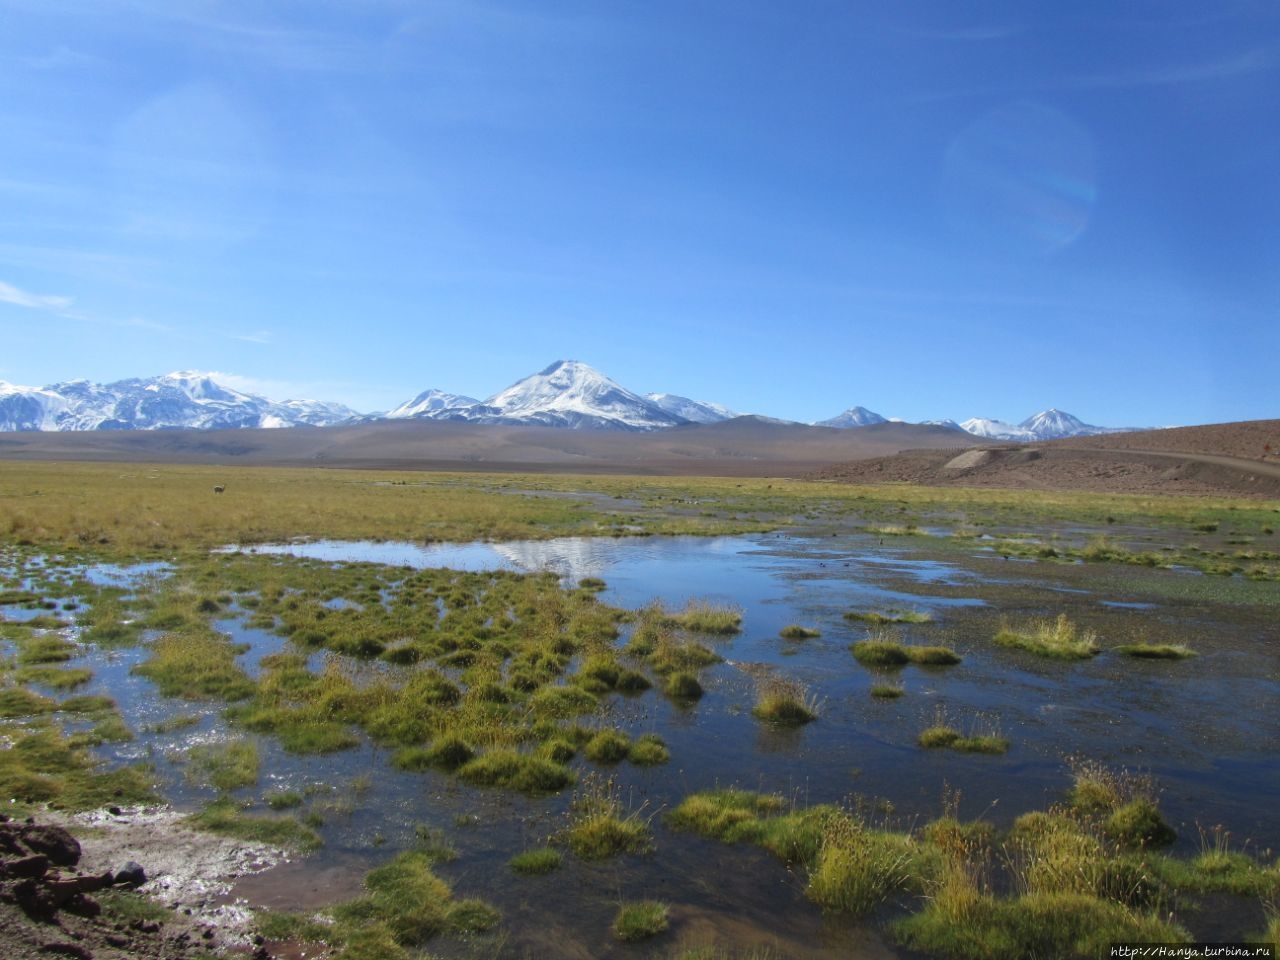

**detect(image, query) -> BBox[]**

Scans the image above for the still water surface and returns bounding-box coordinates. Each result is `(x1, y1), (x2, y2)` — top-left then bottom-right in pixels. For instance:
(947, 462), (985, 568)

(11, 532), (1279, 954)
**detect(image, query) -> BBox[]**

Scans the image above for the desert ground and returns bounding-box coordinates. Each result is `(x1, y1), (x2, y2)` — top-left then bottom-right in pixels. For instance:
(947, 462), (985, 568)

(1, 417), (1278, 498)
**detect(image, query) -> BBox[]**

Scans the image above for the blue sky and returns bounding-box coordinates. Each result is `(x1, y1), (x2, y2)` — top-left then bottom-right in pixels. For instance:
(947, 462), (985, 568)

(1, 1), (1276, 427)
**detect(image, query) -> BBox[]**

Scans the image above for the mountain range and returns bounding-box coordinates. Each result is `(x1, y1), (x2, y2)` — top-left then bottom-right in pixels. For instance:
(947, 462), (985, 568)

(0, 360), (1128, 440)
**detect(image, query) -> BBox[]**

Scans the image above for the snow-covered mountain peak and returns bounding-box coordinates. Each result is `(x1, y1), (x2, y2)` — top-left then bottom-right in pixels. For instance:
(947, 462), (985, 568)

(816, 406), (888, 429)
(385, 388), (480, 420)
(0, 373), (358, 432)
(645, 393), (738, 424)
(482, 360), (684, 430)
(1019, 408), (1091, 438)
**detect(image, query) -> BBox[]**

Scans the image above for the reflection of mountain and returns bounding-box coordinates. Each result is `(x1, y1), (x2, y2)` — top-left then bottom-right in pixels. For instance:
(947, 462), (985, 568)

(491, 538), (614, 581)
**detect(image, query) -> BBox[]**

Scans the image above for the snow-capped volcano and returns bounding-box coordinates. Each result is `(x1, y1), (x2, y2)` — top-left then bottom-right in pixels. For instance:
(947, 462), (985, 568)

(960, 409), (1116, 442)
(645, 393), (738, 424)
(384, 388), (481, 420)
(816, 406), (888, 428)
(1018, 408), (1100, 439)
(474, 360), (686, 430)
(0, 372), (358, 431)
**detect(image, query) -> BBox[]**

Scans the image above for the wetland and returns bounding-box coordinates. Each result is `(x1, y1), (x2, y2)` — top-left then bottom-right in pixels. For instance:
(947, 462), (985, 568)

(1, 463), (1277, 957)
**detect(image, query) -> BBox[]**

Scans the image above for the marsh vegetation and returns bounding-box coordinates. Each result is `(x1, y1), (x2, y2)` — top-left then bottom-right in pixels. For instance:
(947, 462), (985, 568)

(1, 463), (1277, 956)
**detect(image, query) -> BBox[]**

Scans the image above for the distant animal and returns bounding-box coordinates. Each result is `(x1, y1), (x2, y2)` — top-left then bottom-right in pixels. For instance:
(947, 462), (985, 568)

(212, 485), (225, 494)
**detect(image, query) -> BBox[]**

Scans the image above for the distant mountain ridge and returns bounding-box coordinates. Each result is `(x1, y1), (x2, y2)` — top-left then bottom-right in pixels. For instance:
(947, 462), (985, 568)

(0, 363), (1136, 439)
(0, 372), (358, 432)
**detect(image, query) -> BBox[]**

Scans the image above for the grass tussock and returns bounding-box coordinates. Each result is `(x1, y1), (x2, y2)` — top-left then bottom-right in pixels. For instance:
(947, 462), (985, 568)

(870, 682), (905, 699)
(779, 624), (820, 640)
(918, 725), (1008, 755)
(328, 850), (499, 953)
(509, 847), (562, 876)
(668, 788), (934, 916)
(132, 629), (257, 700)
(657, 600), (743, 635)
(188, 798), (321, 851)
(751, 674), (818, 725)
(185, 739), (261, 792)
(845, 609), (932, 625)
(851, 634), (960, 667)
(0, 725), (155, 811)
(994, 614), (1100, 660)
(457, 749), (573, 794)
(613, 900), (669, 942)
(560, 775), (653, 860)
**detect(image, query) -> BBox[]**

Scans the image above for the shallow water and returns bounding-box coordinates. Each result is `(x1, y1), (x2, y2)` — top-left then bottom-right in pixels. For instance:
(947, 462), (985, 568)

(6, 532), (1279, 954)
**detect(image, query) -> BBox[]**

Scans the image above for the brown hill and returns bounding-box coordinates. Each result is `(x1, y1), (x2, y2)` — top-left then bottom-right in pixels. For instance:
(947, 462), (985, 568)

(810, 419), (1280, 498)
(0, 417), (973, 478)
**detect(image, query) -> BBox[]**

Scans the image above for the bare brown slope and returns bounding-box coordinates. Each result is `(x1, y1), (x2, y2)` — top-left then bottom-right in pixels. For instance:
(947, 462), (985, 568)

(812, 420), (1280, 498)
(0, 417), (973, 478)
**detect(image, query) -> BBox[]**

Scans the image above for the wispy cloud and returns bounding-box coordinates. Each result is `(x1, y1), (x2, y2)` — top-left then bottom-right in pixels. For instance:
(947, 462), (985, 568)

(903, 48), (1273, 104)
(1067, 49), (1272, 90)
(233, 330), (273, 344)
(0, 279), (73, 311)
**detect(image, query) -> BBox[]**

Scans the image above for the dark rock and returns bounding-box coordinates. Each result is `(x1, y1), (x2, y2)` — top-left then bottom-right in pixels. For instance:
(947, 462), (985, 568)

(106, 806), (122, 817)
(114, 861), (146, 888)
(76, 871), (114, 894)
(5, 854), (50, 879)
(20, 825), (81, 867)
(13, 876), (59, 918)
(61, 892), (101, 918)
(0, 824), (27, 856)
(38, 942), (94, 959)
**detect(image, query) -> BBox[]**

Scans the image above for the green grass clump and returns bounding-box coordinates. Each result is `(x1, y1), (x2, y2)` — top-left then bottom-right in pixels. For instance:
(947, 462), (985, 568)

(664, 671), (703, 700)
(584, 729), (631, 764)
(15, 634), (77, 663)
(669, 789), (932, 917)
(779, 624), (820, 640)
(330, 850), (498, 949)
(0, 687), (59, 717)
(0, 726), (155, 809)
(1104, 799), (1175, 849)
(265, 790), (305, 810)
(918, 723), (1008, 754)
(628, 733), (671, 766)
(1066, 759), (1171, 850)
(275, 721), (360, 755)
(185, 740), (260, 792)
(132, 630), (257, 700)
(893, 889), (1191, 958)
(1112, 643), (1197, 659)
(805, 815), (934, 916)
(457, 749), (573, 794)
(850, 634), (959, 668)
(659, 600), (742, 635)
(666, 789), (786, 844)
(509, 847), (562, 876)
(612, 900), (669, 942)
(15, 665), (93, 690)
(188, 798), (321, 851)
(870, 683), (905, 699)
(851, 639), (910, 666)
(561, 776), (652, 860)
(918, 725), (960, 749)
(528, 684), (598, 719)
(994, 614), (1100, 660)
(751, 675), (818, 725)
(845, 609), (932, 625)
